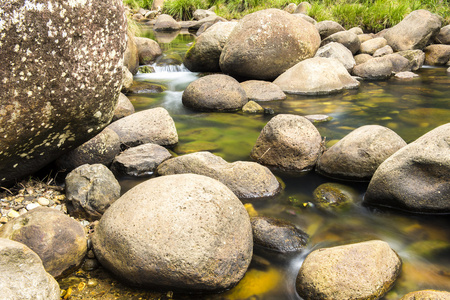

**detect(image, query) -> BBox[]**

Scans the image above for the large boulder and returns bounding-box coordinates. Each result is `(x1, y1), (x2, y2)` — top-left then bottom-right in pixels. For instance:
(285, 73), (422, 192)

(240, 80), (287, 102)
(364, 123), (450, 213)
(182, 74), (248, 112)
(314, 42), (356, 72)
(400, 290), (450, 299)
(219, 9), (320, 80)
(250, 114), (322, 172)
(107, 107), (178, 148)
(0, 0), (127, 185)
(0, 207), (87, 278)
(321, 31), (361, 54)
(352, 56), (393, 80)
(297, 240), (401, 300)
(65, 164), (121, 220)
(384, 10), (441, 51)
(156, 151), (281, 199)
(0, 238), (60, 300)
(92, 174), (253, 292)
(273, 57), (360, 95)
(315, 20), (345, 40)
(134, 37), (162, 65)
(184, 22), (237, 72)
(316, 125), (407, 181)
(424, 44), (450, 65)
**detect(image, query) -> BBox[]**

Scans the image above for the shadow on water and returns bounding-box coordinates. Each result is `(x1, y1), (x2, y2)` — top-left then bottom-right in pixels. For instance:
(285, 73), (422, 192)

(114, 28), (450, 300)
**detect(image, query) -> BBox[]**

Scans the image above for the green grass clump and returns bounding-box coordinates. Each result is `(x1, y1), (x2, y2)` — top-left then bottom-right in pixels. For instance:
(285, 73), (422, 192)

(123, 0), (153, 9)
(162, 0), (209, 20)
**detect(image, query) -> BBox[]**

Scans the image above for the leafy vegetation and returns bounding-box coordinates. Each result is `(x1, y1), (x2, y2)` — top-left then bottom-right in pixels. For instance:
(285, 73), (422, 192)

(123, 0), (450, 32)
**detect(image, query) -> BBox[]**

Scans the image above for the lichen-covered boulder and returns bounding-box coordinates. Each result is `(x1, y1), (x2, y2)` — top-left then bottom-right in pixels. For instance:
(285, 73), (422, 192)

(55, 127), (120, 171)
(424, 44), (450, 66)
(0, 238), (60, 300)
(384, 10), (441, 51)
(219, 9), (320, 80)
(352, 56), (393, 80)
(315, 20), (345, 40)
(314, 42), (356, 72)
(273, 57), (359, 95)
(250, 114), (322, 172)
(316, 125), (406, 181)
(92, 174), (253, 292)
(240, 80), (286, 102)
(321, 31), (361, 54)
(364, 123), (450, 214)
(0, 207), (87, 278)
(0, 0), (127, 185)
(156, 151), (281, 199)
(251, 216), (308, 252)
(65, 164), (121, 220)
(182, 74), (248, 112)
(297, 240), (401, 300)
(184, 22), (237, 72)
(400, 290), (450, 300)
(134, 37), (162, 65)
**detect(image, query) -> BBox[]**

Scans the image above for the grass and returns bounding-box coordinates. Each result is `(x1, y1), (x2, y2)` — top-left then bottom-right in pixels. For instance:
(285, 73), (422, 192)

(123, 0), (450, 32)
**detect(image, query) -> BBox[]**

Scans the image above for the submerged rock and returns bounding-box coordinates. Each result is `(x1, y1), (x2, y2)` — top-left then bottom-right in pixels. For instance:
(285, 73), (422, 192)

(250, 114), (322, 172)
(0, 208), (87, 278)
(0, 238), (60, 300)
(297, 240), (401, 300)
(312, 182), (358, 211)
(156, 151), (280, 199)
(251, 216), (309, 252)
(92, 174), (253, 292)
(316, 125), (406, 181)
(242, 101), (265, 113)
(364, 123), (450, 214)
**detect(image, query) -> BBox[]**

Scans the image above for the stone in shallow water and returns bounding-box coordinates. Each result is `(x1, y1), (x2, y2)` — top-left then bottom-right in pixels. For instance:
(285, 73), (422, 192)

(242, 101), (264, 113)
(400, 289), (450, 299)
(395, 71), (419, 79)
(240, 80), (287, 102)
(312, 182), (358, 211)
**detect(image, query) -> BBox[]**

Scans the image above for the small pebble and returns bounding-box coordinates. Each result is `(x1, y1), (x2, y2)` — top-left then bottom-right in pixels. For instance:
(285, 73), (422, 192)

(80, 220), (90, 227)
(37, 197), (50, 206)
(7, 210), (20, 218)
(26, 203), (40, 211)
(87, 279), (98, 287)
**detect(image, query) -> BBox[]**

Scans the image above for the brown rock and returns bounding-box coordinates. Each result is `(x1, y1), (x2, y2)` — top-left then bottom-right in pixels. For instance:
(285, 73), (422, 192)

(135, 37), (162, 65)
(400, 290), (450, 300)
(424, 44), (450, 66)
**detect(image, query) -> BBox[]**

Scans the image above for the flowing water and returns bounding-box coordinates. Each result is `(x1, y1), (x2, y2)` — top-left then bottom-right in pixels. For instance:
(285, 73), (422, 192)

(61, 28), (450, 299)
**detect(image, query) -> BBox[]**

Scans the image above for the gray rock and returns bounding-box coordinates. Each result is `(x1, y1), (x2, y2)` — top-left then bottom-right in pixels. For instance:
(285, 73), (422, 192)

(65, 164), (121, 220)
(315, 20), (345, 40)
(111, 143), (172, 176)
(348, 27), (364, 35)
(185, 15), (227, 31)
(0, 207), (87, 278)
(354, 53), (373, 65)
(358, 33), (375, 44)
(112, 93), (135, 122)
(314, 42), (356, 72)
(294, 2), (311, 14)
(352, 56), (393, 80)
(396, 50), (425, 70)
(55, 127), (120, 171)
(134, 37), (162, 65)
(195, 22), (214, 36)
(395, 71), (419, 79)
(283, 3), (297, 14)
(293, 13), (317, 25)
(373, 45), (394, 57)
(250, 114), (322, 172)
(360, 37), (388, 55)
(0, 0), (127, 185)
(321, 30), (361, 54)
(193, 9), (216, 20)
(144, 10), (158, 19)
(92, 174), (253, 292)
(122, 66), (134, 90)
(182, 74), (247, 112)
(297, 240), (401, 300)
(156, 151), (280, 199)
(435, 24), (450, 44)
(400, 290), (450, 300)
(240, 80), (286, 101)
(251, 216), (308, 252)
(384, 9), (441, 51)
(153, 14), (181, 31)
(424, 44), (450, 65)
(220, 9), (320, 80)
(364, 123), (450, 213)
(273, 57), (360, 95)
(242, 101), (265, 113)
(316, 125), (406, 181)
(107, 107), (178, 148)
(184, 22), (237, 72)
(0, 238), (60, 300)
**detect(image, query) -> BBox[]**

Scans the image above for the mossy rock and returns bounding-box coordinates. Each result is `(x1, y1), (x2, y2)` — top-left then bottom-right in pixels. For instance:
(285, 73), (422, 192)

(313, 182), (358, 211)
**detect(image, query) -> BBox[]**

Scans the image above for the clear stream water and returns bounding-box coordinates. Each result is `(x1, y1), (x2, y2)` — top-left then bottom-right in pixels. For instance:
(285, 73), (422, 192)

(61, 28), (450, 299)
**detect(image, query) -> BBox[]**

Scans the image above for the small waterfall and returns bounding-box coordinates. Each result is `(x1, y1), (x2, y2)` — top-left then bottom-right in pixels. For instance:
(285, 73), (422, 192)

(150, 63), (189, 73)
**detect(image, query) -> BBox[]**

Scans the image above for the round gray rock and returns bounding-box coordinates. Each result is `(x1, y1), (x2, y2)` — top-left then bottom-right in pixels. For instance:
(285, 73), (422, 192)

(65, 164), (121, 220)
(92, 174), (253, 292)
(107, 107), (178, 148)
(153, 14), (181, 31)
(435, 24), (450, 44)
(111, 143), (172, 176)
(251, 216), (308, 252)
(364, 123), (450, 213)
(314, 42), (356, 72)
(112, 93), (135, 122)
(0, 0), (127, 185)
(352, 56), (393, 80)
(316, 125), (407, 181)
(297, 240), (401, 300)
(182, 74), (247, 112)
(250, 114), (322, 172)
(135, 37), (162, 65)
(56, 127), (120, 171)
(156, 151), (281, 199)
(219, 9), (320, 80)
(355, 53), (373, 65)
(240, 80), (286, 101)
(273, 57), (360, 95)
(321, 31), (361, 54)
(0, 207), (87, 278)
(315, 20), (345, 40)
(0, 238), (60, 300)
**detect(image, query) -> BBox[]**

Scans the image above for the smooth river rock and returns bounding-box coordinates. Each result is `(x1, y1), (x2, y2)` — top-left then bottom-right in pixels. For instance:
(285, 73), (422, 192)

(134, 37), (162, 65)
(315, 20), (345, 40)
(240, 80), (287, 101)
(297, 240), (401, 300)
(92, 174), (253, 292)
(314, 42), (356, 72)
(352, 56), (393, 80)
(0, 0), (127, 185)
(400, 290), (450, 299)
(424, 44), (450, 66)
(321, 31), (361, 54)
(156, 151), (281, 199)
(364, 123), (450, 213)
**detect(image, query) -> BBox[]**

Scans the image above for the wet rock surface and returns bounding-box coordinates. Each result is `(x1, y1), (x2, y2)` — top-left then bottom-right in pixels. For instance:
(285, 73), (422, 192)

(240, 80), (287, 102)
(312, 182), (358, 211)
